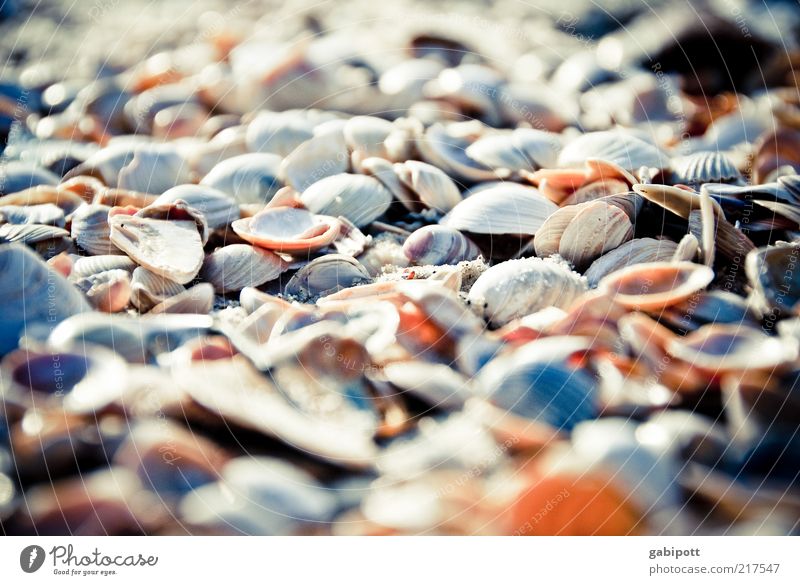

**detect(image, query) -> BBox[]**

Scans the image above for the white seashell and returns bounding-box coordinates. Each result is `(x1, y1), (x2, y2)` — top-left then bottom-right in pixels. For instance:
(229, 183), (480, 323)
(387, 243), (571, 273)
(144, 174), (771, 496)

(440, 184), (558, 235)
(72, 255), (137, 279)
(154, 184), (239, 229)
(299, 173), (392, 227)
(468, 257), (588, 326)
(361, 157), (418, 211)
(584, 238), (679, 287)
(116, 144), (193, 193)
(109, 207), (205, 284)
(417, 122), (499, 183)
(70, 204), (123, 255)
(671, 151), (742, 186)
(558, 131), (669, 171)
(201, 244), (287, 294)
(285, 254), (371, 300)
(232, 207), (340, 254)
(75, 268), (132, 313)
(0, 203), (65, 227)
(343, 116), (394, 169)
(130, 267), (186, 312)
(280, 125), (349, 191)
(403, 225), (481, 265)
(245, 111), (315, 156)
(149, 283), (214, 314)
(200, 153), (284, 205)
(394, 160), (462, 213)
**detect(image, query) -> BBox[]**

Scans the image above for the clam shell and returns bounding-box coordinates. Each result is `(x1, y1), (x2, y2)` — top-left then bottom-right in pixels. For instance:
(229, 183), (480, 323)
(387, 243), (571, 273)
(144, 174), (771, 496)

(361, 156), (418, 211)
(245, 111), (315, 157)
(672, 151), (742, 186)
(0, 186), (84, 216)
(0, 244), (90, 355)
(440, 184), (558, 235)
(149, 283), (214, 314)
(201, 244), (287, 294)
(403, 225), (481, 266)
(467, 257), (588, 326)
(75, 268), (132, 313)
(557, 200), (634, 269)
(0, 223), (70, 246)
(299, 173), (392, 228)
(200, 153), (284, 205)
(70, 204), (122, 255)
(285, 254), (371, 300)
(343, 115), (394, 165)
(745, 243), (800, 315)
(0, 161), (59, 195)
(231, 206), (340, 254)
(597, 261), (714, 311)
(130, 267), (186, 312)
(154, 184), (239, 229)
(0, 203), (65, 226)
(394, 160), (462, 213)
(109, 208), (205, 284)
(558, 131), (669, 171)
(72, 255), (136, 279)
(279, 124), (349, 191)
(465, 129), (561, 173)
(417, 122), (498, 183)
(584, 238), (679, 287)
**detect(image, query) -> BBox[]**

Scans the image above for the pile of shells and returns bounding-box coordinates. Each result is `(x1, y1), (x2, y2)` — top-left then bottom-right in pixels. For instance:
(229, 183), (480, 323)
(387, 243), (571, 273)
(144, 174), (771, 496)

(1, 0), (800, 536)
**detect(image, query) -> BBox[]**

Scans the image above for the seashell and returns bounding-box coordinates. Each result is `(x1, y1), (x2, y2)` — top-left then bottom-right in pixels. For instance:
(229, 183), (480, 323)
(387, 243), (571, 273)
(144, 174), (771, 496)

(383, 361), (472, 410)
(70, 204), (122, 255)
(130, 267), (186, 312)
(180, 456), (339, 535)
(245, 110), (315, 156)
(403, 225), (481, 266)
(745, 243), (800, 316)
(671, 151), (742, 186)
(584, 238), (679, 287)
(153, 184), (239, 229)
(332, 216), (369, 257)
(343, 115), (394, 168)
(558, 131), (669, 171)
(0, 244), (90, 355)
(299, 173), (392, 227)
(75, 268), (132, 313)
(361, 156), (418, 211)
(279, 124), (349, 191)
(561, 178), (630, 207)
(416, 122), (499, 183)
(109, 204), (206, 284)
(0, 223), (70, 246)
(425, 64), (505, 125)
(465, 128), (561, 174)
(660, 290), (758, 333)
(0, 185), (84, 216)
(379, 58), (445, 100)
(72, 255), (136, 279)
(393, 160), (462, 213)
(667, 324), (798, 373)
(149, 283), (215, 314)
(231, 206), (340, 254)
(285, 254), (371, 300)
(467, 257), (588, 326)
(200, 153), (284, 205)
(0, 203), (64, 226)
(0, 161), (59, 195)
(440, 184), (558, 235)
(201, 244), (287, 294)
(535, 200), (633, 268)
(476, 339), (598, 432)
(597, 261), (715, 311)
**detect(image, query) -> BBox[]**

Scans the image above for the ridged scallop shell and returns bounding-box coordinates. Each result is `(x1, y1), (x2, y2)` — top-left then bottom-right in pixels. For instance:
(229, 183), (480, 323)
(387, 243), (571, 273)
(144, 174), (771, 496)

(0, 244), (90, 354)
(200, 153), (284, 205)
(72, 255), (136, 279)
(440, 184), (558, 235)
(70, 204), (122, 255)
(597, 261), (714, 311)
(467, 257), (588, 326)
(154, 184), (239, 229)
(109, 205), (206, 284)
(299, 173), (392, 228)
(394, 160), (462, 213)
(558, 131), (669, 171)
(285, 254), (371, 300)
(75, 268), (132, 313)
(535, 200), (634, 269)
(231, 206), (340, 254)
(201, 244), (287, 294)
(149, 283), (214, 314)
(0, 223), (70, 246)
(671, 151), (742, 186)
(0, 203), (65, 227)
(130, 267), (186, 312)
(583, 238), (679, 287)
(403, 225), (481, 266)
